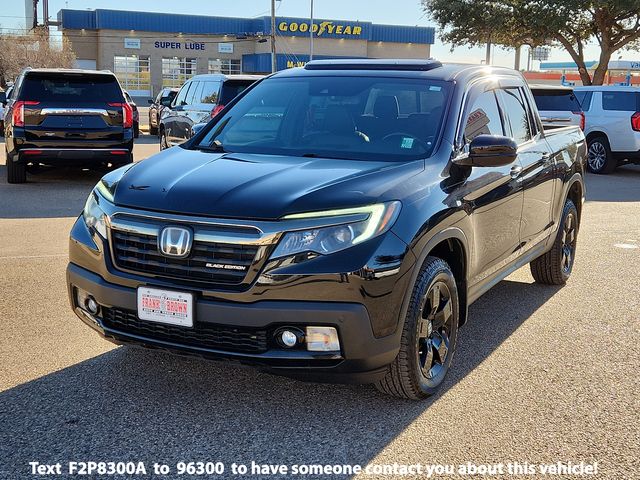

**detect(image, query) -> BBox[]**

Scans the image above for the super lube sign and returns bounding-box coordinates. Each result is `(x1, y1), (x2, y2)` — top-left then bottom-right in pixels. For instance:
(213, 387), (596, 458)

(154, 41), (206, 51)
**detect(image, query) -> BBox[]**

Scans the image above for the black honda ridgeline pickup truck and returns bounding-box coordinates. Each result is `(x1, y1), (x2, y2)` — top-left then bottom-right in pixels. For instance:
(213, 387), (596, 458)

(67, 60), (586, 399)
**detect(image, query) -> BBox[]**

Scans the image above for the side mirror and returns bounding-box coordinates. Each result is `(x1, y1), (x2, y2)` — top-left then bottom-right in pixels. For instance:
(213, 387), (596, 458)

(147, 99), (153, 104)
(455, 135), (518, 167)
(191, 122), (207, 136)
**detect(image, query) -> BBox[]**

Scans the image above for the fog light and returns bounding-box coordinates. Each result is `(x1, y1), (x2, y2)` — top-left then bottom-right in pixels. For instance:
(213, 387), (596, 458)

(76, 288), (99, 315)
(85, 296), (99, 315)
(305, 326), (340, 352)
(280, 330), (298, 348)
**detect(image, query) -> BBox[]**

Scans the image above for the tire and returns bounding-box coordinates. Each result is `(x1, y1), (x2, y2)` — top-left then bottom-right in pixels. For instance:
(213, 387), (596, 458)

(530, 199), (579, 285)
(587, 136), (616, 174)
(160, 129), (169, 150)
(6, 150), (26, 184)
(375, 256), (459, 400)
(149, 124), (158, 136)
(134, 122), (140, 138)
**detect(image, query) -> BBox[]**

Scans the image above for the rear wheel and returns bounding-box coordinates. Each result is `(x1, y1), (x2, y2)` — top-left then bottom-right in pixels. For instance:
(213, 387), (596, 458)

(149, 122), (158, 136)
(587, 136), (616, 174)
(6, 150), (26, 184)
(530, 199), (579, 285)
(375, 256), (459, 400)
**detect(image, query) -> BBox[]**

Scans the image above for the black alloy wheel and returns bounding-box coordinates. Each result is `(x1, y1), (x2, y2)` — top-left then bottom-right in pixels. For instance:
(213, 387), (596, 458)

(417, 280), (454, 382)
(376, 256), (459, 400)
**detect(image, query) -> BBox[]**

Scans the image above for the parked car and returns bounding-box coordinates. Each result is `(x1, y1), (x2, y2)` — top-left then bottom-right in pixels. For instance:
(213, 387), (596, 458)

(159, 73), (262, 149)
(123, 90), (139, 138)
(3, 68), (134, 183)
(574, 85), (640, 174)
(530, 84), (585, 130)
(67, 60), (586, 399)
(148, 87), (178, 135)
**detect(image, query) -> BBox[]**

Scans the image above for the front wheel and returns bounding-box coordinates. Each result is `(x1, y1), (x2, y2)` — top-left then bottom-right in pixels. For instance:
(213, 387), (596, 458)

(375, 256), (459, 400)
(160, 129), (169, 150)
(530, 199), (579, 285)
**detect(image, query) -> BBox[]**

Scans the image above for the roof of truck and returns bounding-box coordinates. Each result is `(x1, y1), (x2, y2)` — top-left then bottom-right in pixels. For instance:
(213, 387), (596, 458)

(273, 59), (524, 83)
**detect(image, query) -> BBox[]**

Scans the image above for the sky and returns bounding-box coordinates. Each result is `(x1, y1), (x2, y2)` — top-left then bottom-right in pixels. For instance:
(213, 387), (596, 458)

(2, 0), (636, 68)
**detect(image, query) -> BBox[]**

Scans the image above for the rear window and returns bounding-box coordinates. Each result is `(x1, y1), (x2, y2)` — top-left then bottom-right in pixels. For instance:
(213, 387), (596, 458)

(574, 91), (593, 111)
(220, 80), (255, 105)
(602, 91), (640, 111)
(532, 89), (581, 111)
(21, 73), (123, 103)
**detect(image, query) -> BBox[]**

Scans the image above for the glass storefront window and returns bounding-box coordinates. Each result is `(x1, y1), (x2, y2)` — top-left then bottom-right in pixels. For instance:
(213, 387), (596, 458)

(162, 57), (197, 87)
(113, 55), (151, 95)
(208, 59), (242, 75)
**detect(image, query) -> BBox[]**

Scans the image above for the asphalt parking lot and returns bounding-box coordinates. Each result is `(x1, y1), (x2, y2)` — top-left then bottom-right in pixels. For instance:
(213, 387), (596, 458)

(0, 136), (638, 479)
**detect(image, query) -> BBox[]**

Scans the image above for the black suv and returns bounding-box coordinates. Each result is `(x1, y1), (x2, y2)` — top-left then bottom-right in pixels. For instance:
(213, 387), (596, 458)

(67, 60), (586, 399)
(3, 68), (134, 183)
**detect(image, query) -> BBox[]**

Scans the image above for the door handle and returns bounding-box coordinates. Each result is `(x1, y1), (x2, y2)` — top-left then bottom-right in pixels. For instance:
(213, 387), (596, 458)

(510, 165), (523, 179)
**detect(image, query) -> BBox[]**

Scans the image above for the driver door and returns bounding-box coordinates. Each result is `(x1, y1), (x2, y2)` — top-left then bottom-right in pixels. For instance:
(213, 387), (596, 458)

(453, 81), (524, 286)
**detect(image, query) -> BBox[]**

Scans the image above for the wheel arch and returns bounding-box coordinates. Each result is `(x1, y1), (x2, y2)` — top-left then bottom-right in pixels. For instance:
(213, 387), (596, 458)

(566, 178), (584, 223)
(585, 130), (610, 145)
(398, 228), (470, 334)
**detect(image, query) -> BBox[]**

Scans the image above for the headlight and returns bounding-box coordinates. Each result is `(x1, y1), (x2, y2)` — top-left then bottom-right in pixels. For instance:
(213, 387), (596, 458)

(270, 202), (401, 259)
(82, 164), (131, 239)
(83, 190), (108, 239)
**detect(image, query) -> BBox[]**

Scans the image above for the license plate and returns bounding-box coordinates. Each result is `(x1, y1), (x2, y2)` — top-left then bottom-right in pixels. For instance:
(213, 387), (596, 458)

(137, 287), (193, 327)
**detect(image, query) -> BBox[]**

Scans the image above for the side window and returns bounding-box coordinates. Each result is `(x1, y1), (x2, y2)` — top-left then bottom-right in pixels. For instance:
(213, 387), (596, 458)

(602, 92), (637, 111)
(173, 82), (191, 106)
(184, 81), (200, 105)
(574, 91), (593, 111)
(190, 82), (204, 104)
(200, 81), (222, 104)
(499, 87), (532, 144)
(464, 90), (504, 144)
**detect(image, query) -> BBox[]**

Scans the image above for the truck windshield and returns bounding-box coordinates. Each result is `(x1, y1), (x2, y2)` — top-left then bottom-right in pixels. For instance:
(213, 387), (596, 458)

(196, 76), (450, 161)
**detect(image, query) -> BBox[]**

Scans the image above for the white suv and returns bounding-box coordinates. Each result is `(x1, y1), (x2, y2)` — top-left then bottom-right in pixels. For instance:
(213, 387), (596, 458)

(574, 85), (640, 174)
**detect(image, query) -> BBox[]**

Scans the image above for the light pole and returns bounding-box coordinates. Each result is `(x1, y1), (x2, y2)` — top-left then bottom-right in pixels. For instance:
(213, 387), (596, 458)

(271, 0), (277, 72)
(309, 0), (314, 61)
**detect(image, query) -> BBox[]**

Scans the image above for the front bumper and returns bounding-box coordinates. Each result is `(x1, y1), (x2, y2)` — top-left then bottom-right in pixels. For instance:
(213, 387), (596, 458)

(67, 263), (401, 383)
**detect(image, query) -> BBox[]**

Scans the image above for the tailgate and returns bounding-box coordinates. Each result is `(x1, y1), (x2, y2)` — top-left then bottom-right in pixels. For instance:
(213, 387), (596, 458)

(19, 72), (127, 143)
(24, 104), (125, 141)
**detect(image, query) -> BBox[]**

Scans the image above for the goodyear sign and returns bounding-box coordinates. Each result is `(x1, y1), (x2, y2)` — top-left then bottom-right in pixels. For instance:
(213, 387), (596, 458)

(276, 18), (367, 38)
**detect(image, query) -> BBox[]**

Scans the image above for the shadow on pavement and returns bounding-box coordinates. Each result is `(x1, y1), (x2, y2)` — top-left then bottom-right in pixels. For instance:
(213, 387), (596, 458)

(585, 165), (640, 202)
(0, 279), (560, 478)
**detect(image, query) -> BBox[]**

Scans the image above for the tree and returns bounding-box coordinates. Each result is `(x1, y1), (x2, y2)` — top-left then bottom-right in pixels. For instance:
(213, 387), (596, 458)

(422, 0), (640, 85)
(0, 29), (76, 87)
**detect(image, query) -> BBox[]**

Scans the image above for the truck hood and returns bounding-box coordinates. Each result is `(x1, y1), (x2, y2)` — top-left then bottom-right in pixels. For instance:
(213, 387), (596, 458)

(112, 147), (424, 219)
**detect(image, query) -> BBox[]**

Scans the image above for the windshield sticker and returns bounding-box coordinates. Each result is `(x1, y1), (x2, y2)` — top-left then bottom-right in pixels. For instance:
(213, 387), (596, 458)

(429, 86), (442, 91)
(401, 137), (414, 149)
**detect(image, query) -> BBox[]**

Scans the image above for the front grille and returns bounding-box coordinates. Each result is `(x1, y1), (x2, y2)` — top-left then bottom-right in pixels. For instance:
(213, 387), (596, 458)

(111, 230), (258, 284)
(102, 307), (269, 353)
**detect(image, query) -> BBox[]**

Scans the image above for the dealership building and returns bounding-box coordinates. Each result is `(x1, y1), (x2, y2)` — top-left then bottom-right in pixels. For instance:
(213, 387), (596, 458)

(57, 9), (435, 98)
